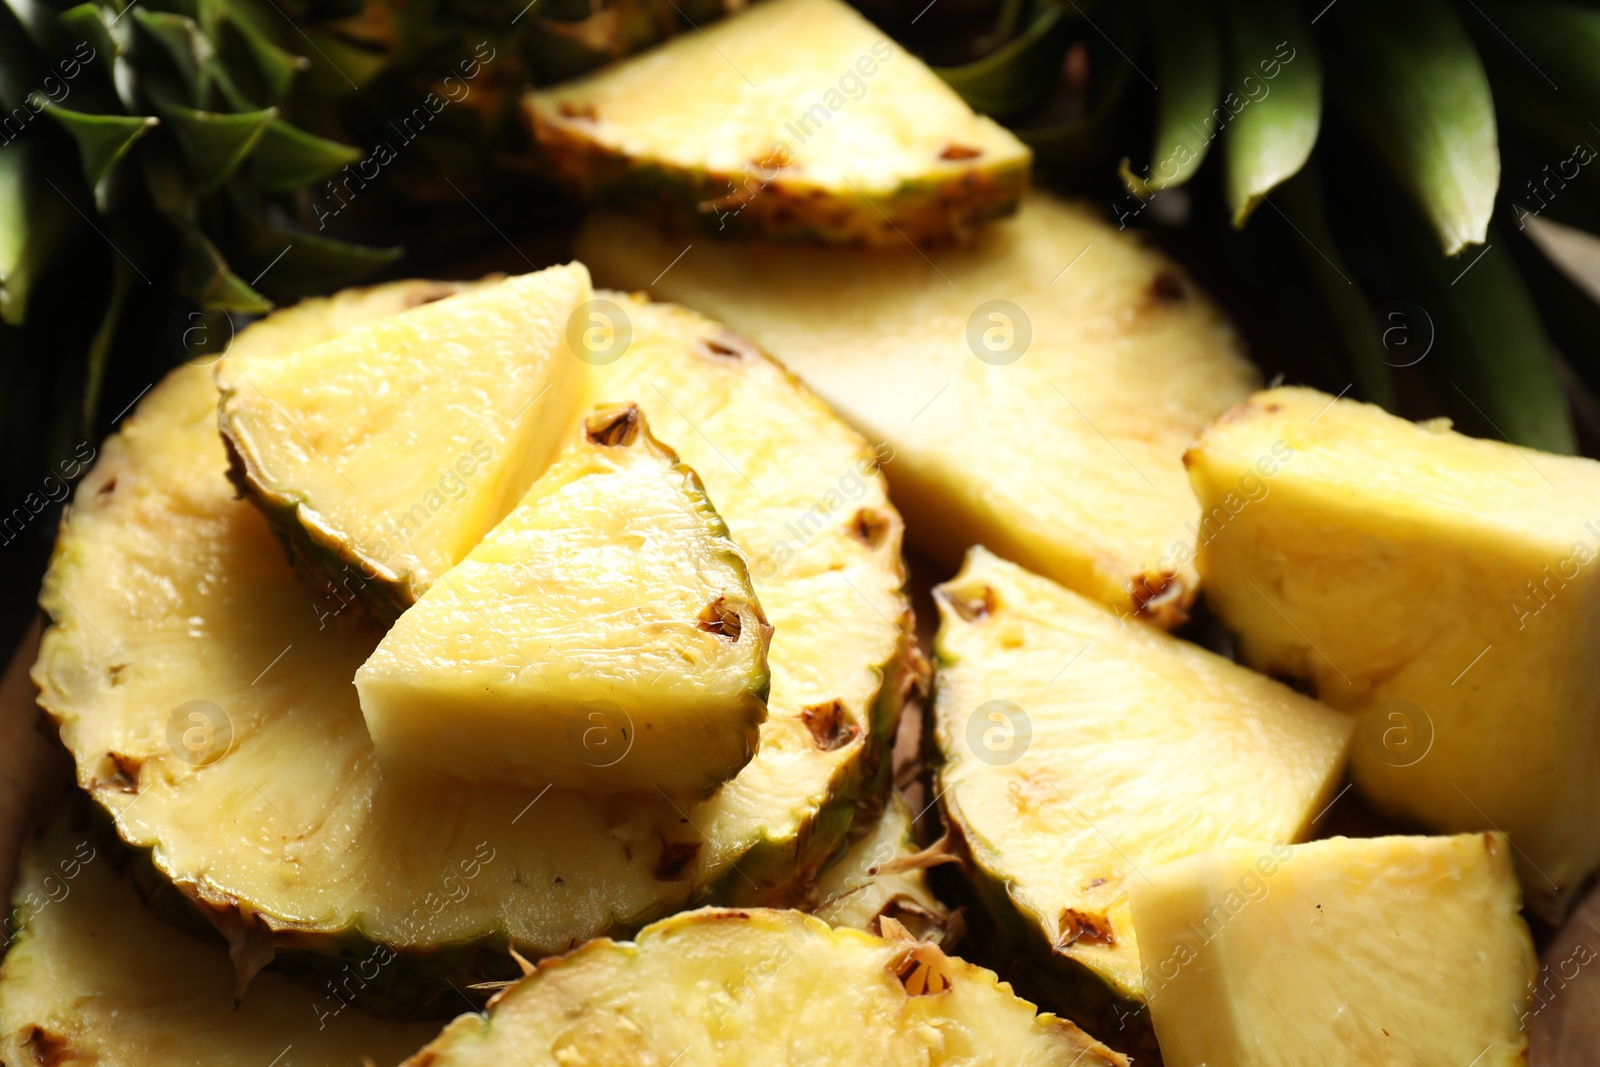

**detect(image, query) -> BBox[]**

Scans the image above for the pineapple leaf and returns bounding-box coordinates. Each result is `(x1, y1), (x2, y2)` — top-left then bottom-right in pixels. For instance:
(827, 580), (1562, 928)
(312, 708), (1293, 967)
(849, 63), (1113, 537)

(154, 98), (277, 193)
(82, 256), (136, 428)
(933, 3), (1070, 122)
(1275, 163), (1397, 410)
(1220, 0), (1321, 227)
(133, 9), (209, 101)
(1405, 216), (1574, 453)
(0, 140), (78, 326)
(57, 4), (117, 73)
(176, 224), (272, 312)
(239, 222), (402, 298)
(43, 104), (158, 208)
(1122, 0), (1221, 195)
(253, 119), (361, 191)
(1320, 0), (1497, 255)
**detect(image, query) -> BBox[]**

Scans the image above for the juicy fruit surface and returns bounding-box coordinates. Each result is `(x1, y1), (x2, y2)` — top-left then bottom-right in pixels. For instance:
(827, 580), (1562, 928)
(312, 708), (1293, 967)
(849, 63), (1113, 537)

(1186, 385), (1600, 921)
(527, 0), (1030, 245)
(933, 547), (1352, 1002)
(1129, 834), (1536, 1067)
(577, 194), (1259, 626)
(216, 265), (591, 614)
(31, 281), (911, 970)
(403, 907), (1127, 1067)
(358, 404), (771, 796)
(0, 805), (438, 1066)
(812, 790), (949, 940)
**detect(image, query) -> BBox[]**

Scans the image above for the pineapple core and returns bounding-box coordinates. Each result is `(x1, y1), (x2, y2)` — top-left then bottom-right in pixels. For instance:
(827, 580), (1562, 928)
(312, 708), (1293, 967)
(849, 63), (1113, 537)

(357, 405), (771, 796)
(1187, 385), (1600, 921)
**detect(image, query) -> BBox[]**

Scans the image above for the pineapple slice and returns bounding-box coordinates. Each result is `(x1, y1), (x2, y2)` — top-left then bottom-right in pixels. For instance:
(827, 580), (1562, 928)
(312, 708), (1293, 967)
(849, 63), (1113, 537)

(1186, 385), (1600, 922)
(1128, 834), (1537, 1067)
(32, 282), (913, 1002)
(216, 265), (591, 620)
(525, 0), (1030, 246)
(812, 790), (950, 941)
(357, 403), (772, 796)
(401, 907), (1127, 1067)
(576, 193), (1259, 626)
(0, 803), (439, 1065)
(932, 547), (1352, 1039)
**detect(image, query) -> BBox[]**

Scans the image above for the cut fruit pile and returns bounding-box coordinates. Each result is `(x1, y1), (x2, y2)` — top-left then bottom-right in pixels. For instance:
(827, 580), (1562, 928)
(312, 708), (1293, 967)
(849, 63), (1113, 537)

(8, 1), (1573, 1064)
(526, 0), (1031, 246)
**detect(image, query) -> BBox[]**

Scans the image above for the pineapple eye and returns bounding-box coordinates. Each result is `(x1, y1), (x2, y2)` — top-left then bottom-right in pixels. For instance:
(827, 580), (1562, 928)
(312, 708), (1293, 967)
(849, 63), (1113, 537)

(697, 597), (744, 641)
(585, 405), (643, 447)
(937, 582), (997, 622)
(801, 700), (861, 752)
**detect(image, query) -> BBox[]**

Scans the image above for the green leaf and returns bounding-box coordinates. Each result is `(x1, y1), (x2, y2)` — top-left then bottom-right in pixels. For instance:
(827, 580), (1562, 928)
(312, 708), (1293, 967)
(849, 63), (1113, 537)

(934, 4), (1071, 122)
(1512, 218), (1600, 401)
(58, 3), (116, 67)
(253, 119), (361, 191)
(83, 256), (136, 428)
(0, 140), (77, 325)
(176, 225), (272, 313)
(133, 9), (208, 101)
(1319, 0), (1497, 255)
(1220, 0), (1321, 227)
(242, 225), (401, 299)
(1405, 218), (1575, 453)
(155, 98), (277, 193)
(44, 104), (158, 208)
(1275, 163), (1396, 409)
(1122, 0), (1222, 194)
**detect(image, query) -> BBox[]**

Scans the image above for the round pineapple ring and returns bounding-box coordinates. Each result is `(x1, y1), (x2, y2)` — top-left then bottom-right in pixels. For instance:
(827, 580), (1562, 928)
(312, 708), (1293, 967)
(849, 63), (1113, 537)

(31, 281), (914, 999)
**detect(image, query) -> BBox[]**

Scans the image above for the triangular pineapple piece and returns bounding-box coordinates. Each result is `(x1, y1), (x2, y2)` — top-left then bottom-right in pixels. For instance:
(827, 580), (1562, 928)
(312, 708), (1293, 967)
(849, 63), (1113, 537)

(525, 0), (1030, 246)
(1129, 834), (1536, 1067)
(1186, 385), (1600, 922)
(577, 193), (1260, 626)
(401, 907), (1127, 1067)
(357, 403), (772, 796)
(932, 547), (1352, 1041)
(0, 803), (439, 1066)
(216, 264), (591, 620)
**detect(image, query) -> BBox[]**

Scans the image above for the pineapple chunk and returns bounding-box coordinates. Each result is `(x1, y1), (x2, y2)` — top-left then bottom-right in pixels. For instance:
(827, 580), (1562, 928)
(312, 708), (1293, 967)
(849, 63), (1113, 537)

(525, 0), (1030, 246)
(402, 907), (1127, 1067)
(577, 194), (1259, 626)
(812, 790), (950, 942)
(357, 404), (772, 796)
(933, 547), (1351, 1035)
(1186, 385), (1600, 921)
(32, 282), (913, 1000)
(216, 265), (591, 620)
(1128, 834), (1537, 1067)
(0, 803), (438, 1065)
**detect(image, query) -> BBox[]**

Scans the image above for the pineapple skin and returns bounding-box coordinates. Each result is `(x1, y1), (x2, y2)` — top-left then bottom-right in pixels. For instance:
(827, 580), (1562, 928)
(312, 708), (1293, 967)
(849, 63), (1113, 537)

(525, 101), (1029, 247)
(809, 790), (952, 943)
(401, 907), (1128, 1067)
(1187, 386), (1600, 922)
(30, 282), (916, 1011)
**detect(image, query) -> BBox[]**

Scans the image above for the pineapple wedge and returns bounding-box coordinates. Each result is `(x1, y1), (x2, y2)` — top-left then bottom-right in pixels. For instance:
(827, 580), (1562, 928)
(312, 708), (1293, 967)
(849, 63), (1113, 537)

(1128, 834), (1537, 1067)
(0, 803), (438, 1065)
(525, 0), (1030, 246)
(577, 194), (1259, 626)
(402, 907), (1127, 1067)
(933, 547), (1351, 1038)
(812, 790), (950, 941)
(357, 403), (772, 796)
(1186, 385), (1600, 922)
(32, 282), (913, 1003)
(216, 265), (590, 620)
